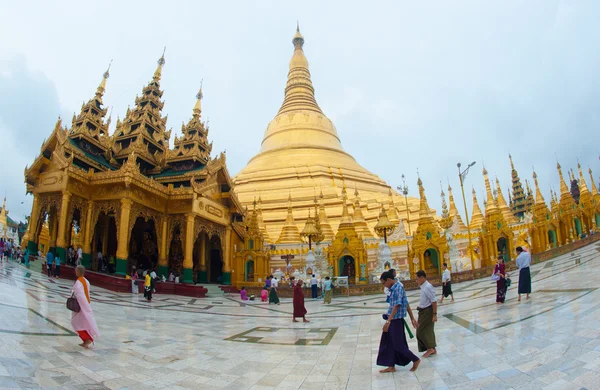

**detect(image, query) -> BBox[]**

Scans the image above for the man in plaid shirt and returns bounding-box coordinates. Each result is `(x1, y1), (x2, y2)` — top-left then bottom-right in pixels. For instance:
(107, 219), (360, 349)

(377, 270), (420, 373)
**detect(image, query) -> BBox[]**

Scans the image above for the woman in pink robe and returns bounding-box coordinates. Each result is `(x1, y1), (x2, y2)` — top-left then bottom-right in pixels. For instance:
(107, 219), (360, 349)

(71, 265), (100, 348)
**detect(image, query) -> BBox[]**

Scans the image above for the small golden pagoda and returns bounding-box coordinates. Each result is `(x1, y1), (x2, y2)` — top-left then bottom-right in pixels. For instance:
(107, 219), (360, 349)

(576, 163), (595, 232)
(410, 178), (448, 276)
(317, 190), (335, 242)
(351, 188), (374, 239)
(479, 168), (513, 266)
(256, 196), (271, 242)
(509, 154), (527, 220)
(233, 200), (269, 285)
(374, 205), (396, 243)
(469, 188), (485, 231)
(529, 171), (557, 251)
(589, 168), (600, 230)
(276, 194), (302, 244)
(556, 162), (581, 242)
(327, 188), (367, 284)
(447, 184), (467, 231)
(300, 209), (320, 249)
(387, 189), (401, 226)
(439, 185), (453, 231)
(495, 177), (518, 225)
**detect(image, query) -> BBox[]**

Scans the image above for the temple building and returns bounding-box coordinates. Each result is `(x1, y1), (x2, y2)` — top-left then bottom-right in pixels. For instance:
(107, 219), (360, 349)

(0, 198), (20, 245)
(22, 54), (254, 286)
(233, 26), (420, 241)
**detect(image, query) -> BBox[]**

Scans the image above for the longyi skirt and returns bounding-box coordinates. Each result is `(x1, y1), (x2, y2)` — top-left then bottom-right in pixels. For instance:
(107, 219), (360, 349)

(518, 267), (531, 294)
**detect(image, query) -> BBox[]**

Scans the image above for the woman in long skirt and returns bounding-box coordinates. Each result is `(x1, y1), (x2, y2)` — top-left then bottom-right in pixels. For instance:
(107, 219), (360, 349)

(494, 256), (507, 304)
(71, 265), (100, 348)
(323, 276), (333, 304)
(516, 246), (532, 301)
(269, 277), (280, 305)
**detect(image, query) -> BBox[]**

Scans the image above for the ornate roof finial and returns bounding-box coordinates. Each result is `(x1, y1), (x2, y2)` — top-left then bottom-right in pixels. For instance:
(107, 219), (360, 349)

(193, 80), (203, 115)
(96, 59), (112, 98)
(153, 47), (166, 82)
(293, 22), (304, 49)
(509, 154), (515, 170)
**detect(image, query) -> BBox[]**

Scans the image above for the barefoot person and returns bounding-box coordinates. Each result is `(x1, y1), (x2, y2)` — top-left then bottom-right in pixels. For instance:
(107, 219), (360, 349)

(439, 263), (454, 303)
(415, 270), (437, 358)
(292, 280), (309, 322)
(377, 271), (420, 373)
(516, 246), (531, 301)
(71, 265), (99, 348)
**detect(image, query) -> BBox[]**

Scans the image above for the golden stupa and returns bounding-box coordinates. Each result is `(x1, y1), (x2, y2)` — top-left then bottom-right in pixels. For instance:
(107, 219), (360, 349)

(233, 26), (420, 240)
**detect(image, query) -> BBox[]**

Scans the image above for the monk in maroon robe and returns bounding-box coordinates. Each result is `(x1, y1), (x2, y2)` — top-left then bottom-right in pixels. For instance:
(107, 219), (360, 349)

(293, 280), (310, 323)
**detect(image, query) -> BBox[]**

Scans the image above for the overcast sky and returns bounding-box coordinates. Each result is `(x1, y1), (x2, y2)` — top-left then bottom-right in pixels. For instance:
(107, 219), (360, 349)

(1, 1), (599, 224)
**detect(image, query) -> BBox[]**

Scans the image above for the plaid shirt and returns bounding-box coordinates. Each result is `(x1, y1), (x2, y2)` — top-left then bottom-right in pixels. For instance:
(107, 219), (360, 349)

(387, 281), (408, 320)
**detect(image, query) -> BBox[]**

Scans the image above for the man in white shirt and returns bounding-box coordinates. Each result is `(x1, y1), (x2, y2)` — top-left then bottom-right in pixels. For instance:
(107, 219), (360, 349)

(439, 263), (454, 304)
(416, 270), (437, 358)
(515, 246), (532, 301)
(310, 274), (318, 299)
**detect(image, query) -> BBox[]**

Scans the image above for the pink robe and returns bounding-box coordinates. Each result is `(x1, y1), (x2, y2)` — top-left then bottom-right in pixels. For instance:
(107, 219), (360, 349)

(71, 278), (100, 338)
(240, 290), (248, 300)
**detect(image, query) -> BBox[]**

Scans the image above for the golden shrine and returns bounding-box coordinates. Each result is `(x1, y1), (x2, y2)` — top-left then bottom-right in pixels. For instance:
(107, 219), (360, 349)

(233, 26), (421, 241)
(22, 53), (253, 285)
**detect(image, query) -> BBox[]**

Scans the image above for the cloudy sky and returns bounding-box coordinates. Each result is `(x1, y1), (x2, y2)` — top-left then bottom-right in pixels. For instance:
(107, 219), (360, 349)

(1, 1), (599, 224)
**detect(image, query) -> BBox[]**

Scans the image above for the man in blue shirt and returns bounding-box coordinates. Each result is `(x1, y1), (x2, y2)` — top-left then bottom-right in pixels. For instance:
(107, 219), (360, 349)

(54, 255), (61, 278)
(376, 270), (420, 373)
(46, 251), (54, 277)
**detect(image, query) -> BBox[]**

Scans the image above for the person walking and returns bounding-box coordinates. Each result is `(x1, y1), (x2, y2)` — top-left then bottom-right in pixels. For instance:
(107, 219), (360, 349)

(54, 255), (61, 279)
(494, 255), (507, 303)
(144, 271), (153, 301)
(269, 276), (280, 305)
(310, 274), (318, 299)
(71, 265), (99, 348)
(516, 246), (531, 301)
(46, 251), (54, 278)
(293, 280), (309, 322)
(439, 263), (454, 303)
(376, 270), (420, 373)
(415, 270), (437, 358)
(323, 276), (333, 304)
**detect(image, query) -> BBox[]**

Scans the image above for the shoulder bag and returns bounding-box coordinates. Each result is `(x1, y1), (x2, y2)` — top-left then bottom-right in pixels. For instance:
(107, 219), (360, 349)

(66, 292), (81, 312)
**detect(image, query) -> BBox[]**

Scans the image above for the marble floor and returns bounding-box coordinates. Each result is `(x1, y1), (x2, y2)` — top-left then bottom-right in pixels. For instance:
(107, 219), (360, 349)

(1, 242), (600, 390)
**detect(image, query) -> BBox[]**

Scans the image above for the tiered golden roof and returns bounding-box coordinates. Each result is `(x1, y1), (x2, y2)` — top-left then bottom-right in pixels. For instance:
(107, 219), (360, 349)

(352, 188), (374, 239)
(447, 184), (467, 231)
(495, 177), (518, 224)
(577, 163), (592, 207)
(469, 188), (484, 230)
(589, 168), (599, 196)
(233, 26), (419, 239)
(509, 154), (527, 219)
(111, 51), (172, 172)
(439, 184), (453, 230)
(276, 193), (302, 244)
(167, 87), (212, 166)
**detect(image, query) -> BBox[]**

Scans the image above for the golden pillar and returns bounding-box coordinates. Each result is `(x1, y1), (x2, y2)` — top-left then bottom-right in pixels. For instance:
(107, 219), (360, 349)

(157, 217), (168, 278)
(182, 214), (195, 283)
(222, 227), (232, 285)
(198, 233), (208, 283)
(55, 192), (71, 262)
(115, 198), (132, 275)
(81, 200), (94, 268)
(47, 213), (58, 253)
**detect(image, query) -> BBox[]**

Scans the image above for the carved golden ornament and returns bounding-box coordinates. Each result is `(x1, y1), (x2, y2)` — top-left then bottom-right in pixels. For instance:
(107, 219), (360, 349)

(128, 202), (163, 241)
(90, 200), (121, 244)
(193, 217), (224, 241)
(206, 204), (223, 218)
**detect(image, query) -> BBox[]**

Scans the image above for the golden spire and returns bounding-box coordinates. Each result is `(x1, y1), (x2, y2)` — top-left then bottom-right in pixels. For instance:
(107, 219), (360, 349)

(317, 190), (334, 241)
(589, 167), (599, 196)
(352, 187), (374, 238)
(557, 162), (570, 197)
(439, 183), (453, 230)
(482, 167), (498, 214)
(577, 163), (590, 195)
(153, 47), (166, 82)
(339, 187), (353, 225)
(469, 188), (484, 230)
(447, 184), (466, 230)
(495, 177), (517, 224)
(532, 171), (546, 205)
(276, 192), (302, 243)
(96, 60), (112, 99)
(194, 82), (203, 115)
(416, 177), (433, 222)
(387, 188), (400, 224)
(256, 195), (270, 242)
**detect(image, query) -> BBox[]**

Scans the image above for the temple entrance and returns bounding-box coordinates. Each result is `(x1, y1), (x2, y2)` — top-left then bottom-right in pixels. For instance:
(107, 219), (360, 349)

(548, 230), (557, 248)
(423, 248), (439, 275)
(92, 212), (117, 272)
(168, 225), (184, 275)
(245, 259), (255, 282)
(338, 255), (356, 282)
(67, 208), (82, 266)
(208, 235), (223, 284)
(497, 237), (508, 262)
(129, 217), (158, 273)
(574, 218), (583, 238)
